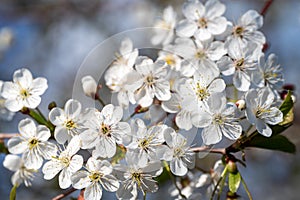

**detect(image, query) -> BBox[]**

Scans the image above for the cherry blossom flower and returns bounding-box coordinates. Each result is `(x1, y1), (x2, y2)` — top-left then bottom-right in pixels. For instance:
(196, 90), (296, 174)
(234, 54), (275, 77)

(176, 0), (227, 41)
(3, 154), (36, 187)
(193, 93), (242, 145)
(162, 127), (195, 176)
(7, 118), (57, 169)
(80, 104), (130, 158)
(114, 151), (163, 199)
(1, 68), (48, 112)
(252, 53), (283, 92)
(81, 76), (98, 98)
(128, 57), (171, 107)
(71, 157), (119, 200)
(245, 88), (283, 137)
(49, 99), (84, 144)
(225, 10), (265, 48)
(42, 135), (83, 189)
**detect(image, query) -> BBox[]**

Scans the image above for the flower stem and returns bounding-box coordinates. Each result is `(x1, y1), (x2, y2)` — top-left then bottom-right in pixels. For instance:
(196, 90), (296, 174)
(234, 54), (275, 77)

(96, 96), (106, 107)
(26, 108), (55, 133)
(260, 0), (273, 16)
(52, 187), (77, 200)
(210, 165), (228, 200)
(241, 175), (253, 200)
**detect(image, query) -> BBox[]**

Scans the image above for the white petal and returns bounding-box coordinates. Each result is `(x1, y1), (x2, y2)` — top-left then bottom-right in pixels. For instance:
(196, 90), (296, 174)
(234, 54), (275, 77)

(120, 38), (133, 55)
(65, 135), (81, 156)
(222, 122), (242, 140)
(3, 154), (22, 171)
(42, 160), (63, 180)
(176, 20), (198, 37)
(161, 93), (181, 113)
(7, 137), (27, 154)
(18, 118), (37, 138)
(182, 1), (204, 20)
(207, 17), (227, 35)
(170, 158), (188, 176)
(256, 119), (272, 137)
(85, 183), (102, 200)
(192, 111), (212, 128)
(81, 76), (97, 97)
(239, 10), (263, 29)
(155, 81), (171, 101)
(93, 137), (116, 158)
(69, 155), (83, 172)
(23, 149), (43, 169)
(13, 68), (33, 89)
(65, 99), (81, 119)
(194, 28), (212, 41)
(36, 125), (51, 141)
(217, 56), (235, 75)
(23, 95), (41, 109)
(233, 70), (251, 92)
(1, 82), (19, 99)
(59, 168), (72, 189)
(201, 125), (222, 145)
(54, 126), (70, 144)
(71, 170), (90, 189)
(101, 175), (120, 192)
(31, 77), (48, 95)
(176, 110), (193, 130)
(208, 78), (226, 93)
(205, 0), (226, 18)
(4, 98), (23, 112)
(49, 107), (65, 125)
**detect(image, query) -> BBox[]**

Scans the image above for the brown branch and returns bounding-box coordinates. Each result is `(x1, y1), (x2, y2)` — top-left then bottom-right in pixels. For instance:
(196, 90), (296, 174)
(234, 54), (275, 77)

(52, 188), (77, 200)
(260, 0), (274, 16)
(190, 146), (226, 155)
(0, 133), (18, 140)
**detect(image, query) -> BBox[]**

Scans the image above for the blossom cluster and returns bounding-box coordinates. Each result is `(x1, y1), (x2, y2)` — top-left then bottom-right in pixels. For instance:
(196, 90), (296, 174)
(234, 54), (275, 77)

(0, 0), (291, 199)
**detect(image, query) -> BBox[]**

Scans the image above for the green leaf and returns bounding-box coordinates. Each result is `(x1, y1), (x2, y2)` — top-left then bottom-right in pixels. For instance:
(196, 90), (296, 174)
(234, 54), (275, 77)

(246, 134), (296, 154)
(9, 185), (18, 200)
(228, 172), (241, 193)
(279, 90), (293, 117)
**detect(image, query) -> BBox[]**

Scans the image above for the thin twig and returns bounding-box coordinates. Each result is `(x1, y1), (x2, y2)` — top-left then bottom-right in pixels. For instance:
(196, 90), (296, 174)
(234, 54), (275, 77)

(241, 175), (253, 200)
(190, 146), (226, 155)
(261, 0), (274, 16)
(52, 188), (77, 200)
(0, 133), (18, 140)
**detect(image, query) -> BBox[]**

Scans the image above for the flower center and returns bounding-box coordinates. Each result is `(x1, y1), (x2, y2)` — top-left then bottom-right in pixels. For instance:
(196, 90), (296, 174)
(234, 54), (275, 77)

(100, 123), (111, 137)
(198, 18), (207, 28)
(20, 89), (31, 99)
(195, 50), (206, 59)
(195, 82), (210, 101)
(145, 75), (155, 86)
(255, 106), (267, 118)
(138, 138), (150, 150)
(214, 114), (224, 125)
(131, 172), (142, 186)
(165, 55), (176, 66)
(174, 147), (184, 158)
(234, 26), (244, 37)
(60, 157), (70, 167)
(65, 120), (76, 130)
(235, 58), (245, 70)
(28, 138), (39, 150)
(89, 171), (103, 182)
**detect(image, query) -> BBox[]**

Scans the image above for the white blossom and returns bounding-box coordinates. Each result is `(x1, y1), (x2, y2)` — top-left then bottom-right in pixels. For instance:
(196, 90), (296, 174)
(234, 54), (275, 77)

(49, 99), (84, 144)
(42, 135), (83, 189)
(245, 88), (283, 137)
(176, 0), (227, 41)
(0, 80), (15, 121)
(128, 57), (171, 107)
(193, 93), (242, 145)
(3, 154), (35, 187)
(162, 127), (195, 176)
(80, 104), (130, 158)
(225, 10), (265, 48)
(71, 157), (119, 200)
(115, 151), (163, 199)
(252, 53), (283, 92)
(7, 118), (57, 169)
(1, 68), (48, 112)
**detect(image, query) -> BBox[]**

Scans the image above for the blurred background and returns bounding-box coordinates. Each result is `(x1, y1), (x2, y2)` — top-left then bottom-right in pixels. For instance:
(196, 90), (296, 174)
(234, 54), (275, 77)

(0, 0), (300, 199)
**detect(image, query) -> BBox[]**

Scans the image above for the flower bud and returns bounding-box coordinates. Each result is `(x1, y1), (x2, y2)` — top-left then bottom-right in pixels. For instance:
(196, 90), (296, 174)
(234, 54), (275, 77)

(48, 101), (57, 111)
(81, 76), (98, 98)
(235, 99), (245, 110)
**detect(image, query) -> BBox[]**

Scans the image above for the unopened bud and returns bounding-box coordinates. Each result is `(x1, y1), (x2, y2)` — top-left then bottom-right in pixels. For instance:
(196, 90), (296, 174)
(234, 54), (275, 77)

(291, 95), (297, 103)
(81, 76), (98, 98)
(134, 105), (149, 113)
(235, 99), (245, 110)
(20, 107), (30, 114)
(48, 101), (57, 111)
